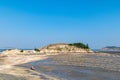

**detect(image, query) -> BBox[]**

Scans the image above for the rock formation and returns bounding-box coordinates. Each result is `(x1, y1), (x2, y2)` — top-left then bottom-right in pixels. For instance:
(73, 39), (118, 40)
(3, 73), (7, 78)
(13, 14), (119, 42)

(39, 43), (92, 53)
(1, 49), (21, 55)
(0, 43), (93, 55)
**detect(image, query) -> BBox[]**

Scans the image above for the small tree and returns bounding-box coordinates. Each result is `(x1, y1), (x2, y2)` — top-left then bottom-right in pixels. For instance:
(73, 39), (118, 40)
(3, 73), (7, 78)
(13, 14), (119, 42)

(69, 43), (90, 49)
(34, 48), (40, 52)
(20, 50), (24, 52)
(86, 44), (89, 49)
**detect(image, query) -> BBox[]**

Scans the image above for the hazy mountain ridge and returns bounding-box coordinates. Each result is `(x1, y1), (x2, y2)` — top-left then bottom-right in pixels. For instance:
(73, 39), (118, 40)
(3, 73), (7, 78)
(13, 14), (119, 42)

(101, 46), (120, 51)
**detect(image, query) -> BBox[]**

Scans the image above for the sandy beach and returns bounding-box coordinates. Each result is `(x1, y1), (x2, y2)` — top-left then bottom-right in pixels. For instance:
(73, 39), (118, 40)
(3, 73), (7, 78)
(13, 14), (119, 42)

(0, 55), (52, 80)
(0, 53), (120, 80)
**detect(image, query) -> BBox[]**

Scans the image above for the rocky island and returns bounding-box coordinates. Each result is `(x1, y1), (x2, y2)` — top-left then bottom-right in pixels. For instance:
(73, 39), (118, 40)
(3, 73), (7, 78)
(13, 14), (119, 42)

(39, 43), (92, 53)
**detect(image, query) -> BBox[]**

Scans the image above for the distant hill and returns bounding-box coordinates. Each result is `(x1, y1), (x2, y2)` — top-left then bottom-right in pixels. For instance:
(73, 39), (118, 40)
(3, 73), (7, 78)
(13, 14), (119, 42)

(101, 46), (120, 51)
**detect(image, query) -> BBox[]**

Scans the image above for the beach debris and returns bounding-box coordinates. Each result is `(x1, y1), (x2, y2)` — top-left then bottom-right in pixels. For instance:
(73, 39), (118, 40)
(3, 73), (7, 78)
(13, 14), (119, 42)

(31, 66), (35, 70)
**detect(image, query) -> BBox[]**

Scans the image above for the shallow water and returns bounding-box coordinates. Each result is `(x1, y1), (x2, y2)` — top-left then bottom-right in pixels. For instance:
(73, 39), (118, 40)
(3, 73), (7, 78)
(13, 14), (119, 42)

(19, 58), (120, 80)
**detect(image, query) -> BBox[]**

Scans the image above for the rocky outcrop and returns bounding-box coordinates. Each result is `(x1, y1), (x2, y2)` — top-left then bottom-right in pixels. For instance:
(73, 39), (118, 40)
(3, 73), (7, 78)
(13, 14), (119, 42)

(1, 49), (21, 55)
(22, 50), (36, 54)
(0, 43), (92, 55)
(1, 49), (39, 55)
(39, 43), (92, 53)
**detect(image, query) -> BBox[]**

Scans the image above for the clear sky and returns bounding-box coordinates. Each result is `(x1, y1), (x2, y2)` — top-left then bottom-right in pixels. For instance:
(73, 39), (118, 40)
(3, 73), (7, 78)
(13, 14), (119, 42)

(0, 0), (120, 49)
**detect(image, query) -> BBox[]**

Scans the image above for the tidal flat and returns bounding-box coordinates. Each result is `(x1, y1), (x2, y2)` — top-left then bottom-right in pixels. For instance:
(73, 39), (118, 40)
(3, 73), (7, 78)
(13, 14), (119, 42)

(0, 53), (120, 80)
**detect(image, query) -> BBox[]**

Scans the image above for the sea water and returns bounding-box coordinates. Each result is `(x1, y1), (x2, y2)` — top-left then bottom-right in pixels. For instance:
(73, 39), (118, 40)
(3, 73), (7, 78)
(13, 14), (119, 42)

(0, 49), (6, 52)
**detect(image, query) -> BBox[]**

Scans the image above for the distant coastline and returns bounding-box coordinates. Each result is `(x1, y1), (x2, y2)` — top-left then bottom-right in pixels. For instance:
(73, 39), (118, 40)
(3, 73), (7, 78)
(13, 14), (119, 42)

(101, 46), (120, 51)
(93, 48), (120, 55)
(0, 49), (32, 52)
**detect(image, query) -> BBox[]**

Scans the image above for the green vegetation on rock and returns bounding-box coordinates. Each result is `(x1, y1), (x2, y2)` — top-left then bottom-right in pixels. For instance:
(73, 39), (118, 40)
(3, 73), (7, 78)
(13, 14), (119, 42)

(34, 48), (40, 52)
(68, 43), (89, 49)
(20, 50), (23, 52)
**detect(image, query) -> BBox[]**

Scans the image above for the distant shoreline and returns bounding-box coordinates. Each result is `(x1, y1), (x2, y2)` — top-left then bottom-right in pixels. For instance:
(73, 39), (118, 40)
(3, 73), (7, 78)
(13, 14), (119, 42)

(0, 49), (7, 52)
(0, 49), (33, 52)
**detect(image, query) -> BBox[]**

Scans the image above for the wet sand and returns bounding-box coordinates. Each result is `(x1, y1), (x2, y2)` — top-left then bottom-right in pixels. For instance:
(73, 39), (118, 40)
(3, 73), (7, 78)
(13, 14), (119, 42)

(0, 55), (51, 80)
(0, 53), (120, 80)
(19, 53), (120, 80)
(0, 73), (27, 80)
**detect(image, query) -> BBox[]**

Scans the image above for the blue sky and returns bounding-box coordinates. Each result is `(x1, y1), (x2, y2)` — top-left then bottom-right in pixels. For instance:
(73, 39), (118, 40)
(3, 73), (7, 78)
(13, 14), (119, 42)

(0, 0), (120, 49)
